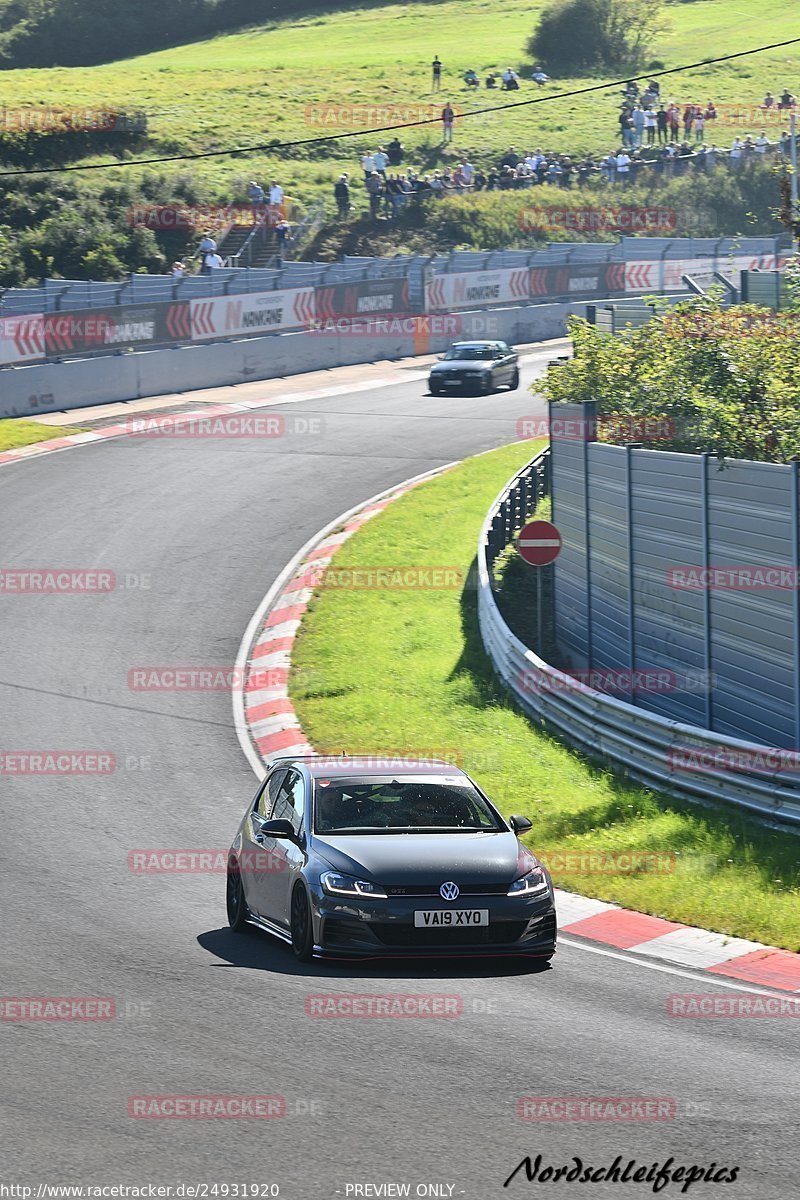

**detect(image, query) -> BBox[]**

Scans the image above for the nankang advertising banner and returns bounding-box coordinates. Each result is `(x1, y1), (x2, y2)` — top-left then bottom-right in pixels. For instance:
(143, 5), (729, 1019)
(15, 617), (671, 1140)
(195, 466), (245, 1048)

(44, 302), (191, 355)
(190, 289), (316, 341)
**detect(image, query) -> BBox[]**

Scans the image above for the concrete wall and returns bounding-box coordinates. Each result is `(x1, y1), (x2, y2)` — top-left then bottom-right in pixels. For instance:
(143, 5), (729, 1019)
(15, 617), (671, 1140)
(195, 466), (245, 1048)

(0, 302), (580, 419)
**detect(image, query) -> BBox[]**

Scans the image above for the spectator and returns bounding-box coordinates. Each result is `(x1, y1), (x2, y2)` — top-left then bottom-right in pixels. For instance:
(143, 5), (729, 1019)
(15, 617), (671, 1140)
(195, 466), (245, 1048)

(197, 232), (216, 272)
(460, 158), (474, 187)
(430, 171), (445, 196)
(374, 146), (388, 177)
(171, 261), (185, 277)
(464, 68), (479, 89)
(432, 55), (442, 91)
(486, 166), (500, 189)
(682, 104), (694, 139)
(500, 145), (520, 169)
(275, 219), (291, 261)
(387, 137), (404, 165)
(631, 104), (646, 148)
(755, 131), (769, 153)
(248, 180), (266, 209)
(615, 147), (632, 185)
(361, 150), (375, 179)
(502, 67), (520, 90)
(269, 180), (284, 206)
(644, 107), (656, 145)
(704, 101), (717, 124)
(203, 249), (223, 272)
(531, 68), (550, 85)
(473, 167), (487, 190)
(729, 136), (743, 168)
(667, 103), (680, 139)
(366, 171), (384, 215)
(779, 88), (796, 110)
(441, 102), (455, 143)
(600, 151), (616, 183)
(334, 173), (350, 217)
(763, 91), (776, 108)
(694, 111), (705, 143)
(656, 105), (668, 144)
(485, 72), (498, 89)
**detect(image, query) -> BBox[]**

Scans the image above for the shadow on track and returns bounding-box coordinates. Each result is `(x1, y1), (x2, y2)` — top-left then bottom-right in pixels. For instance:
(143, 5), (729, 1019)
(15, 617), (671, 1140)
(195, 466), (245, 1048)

(198, 928), (554, 980)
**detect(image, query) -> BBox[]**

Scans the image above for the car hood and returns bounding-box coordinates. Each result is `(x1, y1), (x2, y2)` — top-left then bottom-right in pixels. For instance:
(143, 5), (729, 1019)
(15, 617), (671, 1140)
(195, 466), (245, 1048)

(430, 360), (491, 373)
(312, 830), (525, 886)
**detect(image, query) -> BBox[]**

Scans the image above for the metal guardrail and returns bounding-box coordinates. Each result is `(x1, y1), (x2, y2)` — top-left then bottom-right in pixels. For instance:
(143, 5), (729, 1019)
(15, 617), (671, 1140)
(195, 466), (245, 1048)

(478, 449), (800, 826)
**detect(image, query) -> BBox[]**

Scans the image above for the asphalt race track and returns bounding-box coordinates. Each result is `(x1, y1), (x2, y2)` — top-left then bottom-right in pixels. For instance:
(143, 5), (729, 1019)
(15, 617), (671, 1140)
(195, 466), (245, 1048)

(2, 343), (797, 1198)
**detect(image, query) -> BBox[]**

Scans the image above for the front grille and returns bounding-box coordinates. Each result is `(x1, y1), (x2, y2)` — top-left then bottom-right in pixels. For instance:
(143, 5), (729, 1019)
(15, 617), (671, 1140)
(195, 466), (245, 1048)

(385, 884), (506, 896)
(368, 921), (528, 948)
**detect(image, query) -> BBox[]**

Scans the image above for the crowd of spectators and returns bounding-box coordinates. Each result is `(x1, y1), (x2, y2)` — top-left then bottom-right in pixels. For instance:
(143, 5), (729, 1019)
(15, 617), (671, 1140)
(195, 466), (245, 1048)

(342, 78), (792, 219)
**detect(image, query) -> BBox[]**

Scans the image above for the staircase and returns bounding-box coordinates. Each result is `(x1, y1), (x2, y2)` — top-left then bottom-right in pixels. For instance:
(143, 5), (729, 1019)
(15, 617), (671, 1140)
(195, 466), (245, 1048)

(219, 223), (278, 268)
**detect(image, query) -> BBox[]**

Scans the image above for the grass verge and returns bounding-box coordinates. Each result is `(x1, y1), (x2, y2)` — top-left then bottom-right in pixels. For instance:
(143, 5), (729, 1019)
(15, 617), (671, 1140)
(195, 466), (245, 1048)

(290, 439), (800, 950)
(0, 419), (84, 452)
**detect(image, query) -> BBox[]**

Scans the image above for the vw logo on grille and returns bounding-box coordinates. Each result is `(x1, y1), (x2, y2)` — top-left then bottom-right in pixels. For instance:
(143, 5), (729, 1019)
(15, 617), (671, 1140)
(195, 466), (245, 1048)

(439, 881), (460, 901)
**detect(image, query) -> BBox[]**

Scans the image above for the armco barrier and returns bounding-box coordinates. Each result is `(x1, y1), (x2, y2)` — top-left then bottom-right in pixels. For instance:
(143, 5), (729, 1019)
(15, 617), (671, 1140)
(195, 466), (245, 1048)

(477, 450), (800, 826)
(0, 303), (580, 418)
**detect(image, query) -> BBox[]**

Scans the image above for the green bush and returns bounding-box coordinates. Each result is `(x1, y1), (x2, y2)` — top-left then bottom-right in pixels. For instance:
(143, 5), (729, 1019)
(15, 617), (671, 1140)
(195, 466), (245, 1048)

(540, 295), (800, 463)
(527, 0), (668, 74)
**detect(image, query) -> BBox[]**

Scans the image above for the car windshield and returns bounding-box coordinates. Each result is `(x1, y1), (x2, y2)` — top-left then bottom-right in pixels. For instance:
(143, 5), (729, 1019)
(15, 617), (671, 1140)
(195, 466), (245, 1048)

(313, 776), (504, 834)
(443, 346), (497, 360)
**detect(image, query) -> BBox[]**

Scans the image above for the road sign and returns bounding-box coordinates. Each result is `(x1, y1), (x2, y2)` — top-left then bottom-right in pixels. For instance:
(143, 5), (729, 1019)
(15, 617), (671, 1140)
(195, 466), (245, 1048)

(516, 520), (562, 566)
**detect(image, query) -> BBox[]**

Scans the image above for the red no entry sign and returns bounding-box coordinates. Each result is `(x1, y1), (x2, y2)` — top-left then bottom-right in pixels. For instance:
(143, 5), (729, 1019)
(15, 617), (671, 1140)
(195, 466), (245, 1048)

(516, 519), (562, 566)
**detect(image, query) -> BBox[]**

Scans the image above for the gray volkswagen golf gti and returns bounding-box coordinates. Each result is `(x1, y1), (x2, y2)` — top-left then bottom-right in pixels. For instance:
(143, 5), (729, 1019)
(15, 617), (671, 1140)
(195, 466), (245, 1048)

(226, 756), (557, 961)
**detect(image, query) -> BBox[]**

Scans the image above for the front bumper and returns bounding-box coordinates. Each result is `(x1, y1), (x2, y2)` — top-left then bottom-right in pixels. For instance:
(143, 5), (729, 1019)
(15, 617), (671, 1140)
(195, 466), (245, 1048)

(430, 372), (492, 390)
(312, 891), (557, 958)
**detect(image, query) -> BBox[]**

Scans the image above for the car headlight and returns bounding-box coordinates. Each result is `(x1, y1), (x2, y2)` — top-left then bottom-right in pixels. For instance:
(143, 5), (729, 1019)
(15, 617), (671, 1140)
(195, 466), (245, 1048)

(321, 871), (387, 898)
(508, 867), (549, 897)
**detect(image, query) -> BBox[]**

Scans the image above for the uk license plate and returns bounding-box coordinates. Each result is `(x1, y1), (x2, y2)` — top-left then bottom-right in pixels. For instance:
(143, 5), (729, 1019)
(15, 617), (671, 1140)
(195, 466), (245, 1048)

(413, 909), (489, 927)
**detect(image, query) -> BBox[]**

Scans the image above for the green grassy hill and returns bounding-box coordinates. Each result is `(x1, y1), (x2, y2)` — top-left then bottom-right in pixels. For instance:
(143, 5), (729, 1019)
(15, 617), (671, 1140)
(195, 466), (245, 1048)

(0, 0), (795, 278)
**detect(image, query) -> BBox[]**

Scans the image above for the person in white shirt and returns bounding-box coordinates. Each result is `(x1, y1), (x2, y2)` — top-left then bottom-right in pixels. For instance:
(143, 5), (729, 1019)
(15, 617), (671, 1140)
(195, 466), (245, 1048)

(269, 181), (284, 205)
(373, 147), (388, 176)
(361, 152), (375, 179)
(198, 233), (216, 255)
(755, 131), (769, 153)
(203, 251), (223, 273)
(729, 137), (743, 167)
(460, 159), (474, 185)
(615, 150), (631, 183)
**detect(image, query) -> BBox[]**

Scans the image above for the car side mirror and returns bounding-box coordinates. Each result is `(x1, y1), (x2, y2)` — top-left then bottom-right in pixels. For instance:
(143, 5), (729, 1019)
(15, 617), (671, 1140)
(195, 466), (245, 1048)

(257, 818), (296, 841)
(509, 814), (532, 834)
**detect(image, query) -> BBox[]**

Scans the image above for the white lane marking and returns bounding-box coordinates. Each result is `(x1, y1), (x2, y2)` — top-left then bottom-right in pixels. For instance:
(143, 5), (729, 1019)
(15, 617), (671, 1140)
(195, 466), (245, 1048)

(558, 935), (794, 998)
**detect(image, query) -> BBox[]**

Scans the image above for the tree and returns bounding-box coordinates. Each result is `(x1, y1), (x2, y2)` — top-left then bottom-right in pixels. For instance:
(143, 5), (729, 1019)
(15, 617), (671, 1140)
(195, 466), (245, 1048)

(527, 0), (668, 75)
